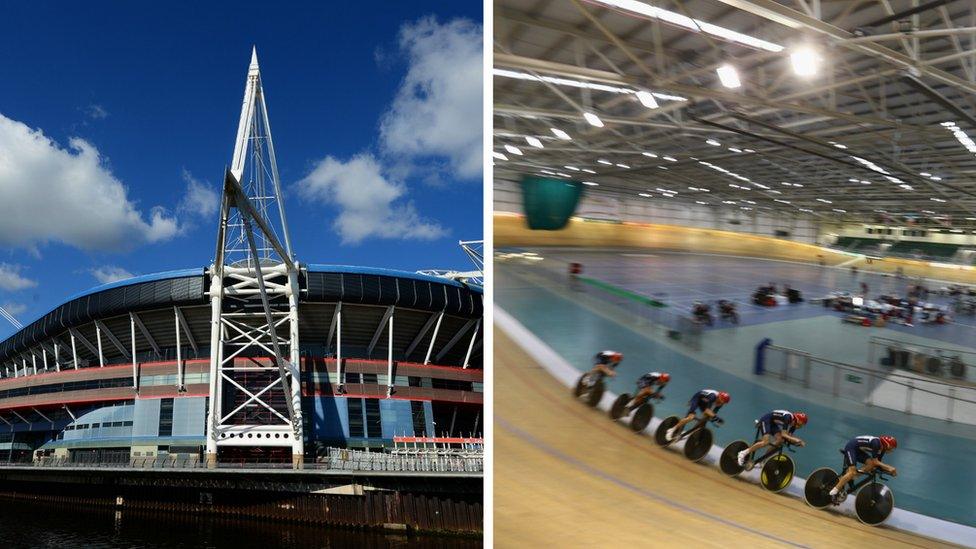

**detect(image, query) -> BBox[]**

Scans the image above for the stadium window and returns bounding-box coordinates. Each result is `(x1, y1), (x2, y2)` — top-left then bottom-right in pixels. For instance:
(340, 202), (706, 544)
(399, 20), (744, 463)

(345, 372), (361, 384)
(362, 373), (378, 385)
(364, 398), (381, 438)
(158, 398), (174, 437)
(411, 401), (427, 436)
(408, 376), (421, 387)
(348, 398), (364, 438)
(123, 421), (133, 427)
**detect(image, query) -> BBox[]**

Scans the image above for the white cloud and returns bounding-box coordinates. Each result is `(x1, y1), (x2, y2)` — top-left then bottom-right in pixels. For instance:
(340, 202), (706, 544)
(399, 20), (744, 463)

(0, 264), (37, 291)
(296, 153), (446, 244)
(86, 104), (109, 120)
(0, 114), (179, 251)
(178, 169), (219, 218)
(379, 17), (483, 180)
(90, 265), (135, 284)
(0, 302), (27, 317)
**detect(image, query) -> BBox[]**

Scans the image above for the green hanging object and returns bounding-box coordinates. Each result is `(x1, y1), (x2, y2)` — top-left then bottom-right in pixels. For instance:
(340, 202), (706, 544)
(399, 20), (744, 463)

(521, 176), (583, 230)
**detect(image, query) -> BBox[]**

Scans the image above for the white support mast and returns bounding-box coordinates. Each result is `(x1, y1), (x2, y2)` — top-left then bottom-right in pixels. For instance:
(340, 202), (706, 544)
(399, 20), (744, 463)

(205, 48), (304, 468)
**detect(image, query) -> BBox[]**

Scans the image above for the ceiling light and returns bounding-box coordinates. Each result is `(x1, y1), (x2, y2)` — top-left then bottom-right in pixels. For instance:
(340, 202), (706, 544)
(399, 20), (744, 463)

(728, 147), (742, 153)
(816, 198), (832, 203)
(589, 1), (783, 52)
(931, 197), (947, 202)
(636, 90), (659, 109)
(829, 142), (847, 149)
(582, 181), (599, 186)
(790, 47), (820, 77)
(743, 148), (756, 153)
(616, 163), (631, 169)
(504, 144), (523, 156)
(794, 183), (804, 187)
(550, 128), (572, 140)
(582, 168), (596, 174)
(597, 159), (613, 165)
(658, 166), (669, 170)
(899, 184), (914, 190)
(848, 178), (859, 183)
(639, 193), (652, 197)
(526, 136), (544, 148)
(564, 165), (580, 171)
(833, 208), (847, 213)
(583, 112), (604, 127)
(642, 152), (658, 158)
(492, 152), (508, 161)
(663, 155), (677, 162)
(860, 180), (872, 185)
(919, 172), (931, 177)
(492, 69), (687, 102)
(930, 176), (942, 181)
(706, 139), (721, 146)
(696, 201), (708, 205)
(716, 64), (741, 88)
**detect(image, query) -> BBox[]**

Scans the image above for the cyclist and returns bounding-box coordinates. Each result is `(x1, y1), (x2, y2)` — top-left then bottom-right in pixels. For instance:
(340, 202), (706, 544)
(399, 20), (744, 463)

(587, 350), (623, 380)
(829, 435), (898, 503)
(737, 410), (807, 466)
(666, 388), (729, 441)
(626, 371), (670, 411)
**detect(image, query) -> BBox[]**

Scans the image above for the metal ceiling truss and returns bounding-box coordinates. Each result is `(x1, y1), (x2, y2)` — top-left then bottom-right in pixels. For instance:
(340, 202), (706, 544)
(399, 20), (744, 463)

(494, 0), (976, 228)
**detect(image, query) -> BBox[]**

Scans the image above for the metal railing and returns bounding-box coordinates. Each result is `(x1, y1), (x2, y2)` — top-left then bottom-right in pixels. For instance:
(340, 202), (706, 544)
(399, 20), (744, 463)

(868, 336), (975, 383)
(19, 446), (484, 473)
(761, 343), (976, 424)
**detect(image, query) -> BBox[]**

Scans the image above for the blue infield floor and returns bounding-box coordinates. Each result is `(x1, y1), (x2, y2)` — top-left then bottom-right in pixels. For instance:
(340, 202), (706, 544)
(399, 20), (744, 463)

(496, 248), (976, 528)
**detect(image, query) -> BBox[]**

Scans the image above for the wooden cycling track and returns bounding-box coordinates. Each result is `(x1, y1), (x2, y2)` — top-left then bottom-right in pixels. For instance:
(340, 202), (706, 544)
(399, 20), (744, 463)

(494, 328), (960, 548)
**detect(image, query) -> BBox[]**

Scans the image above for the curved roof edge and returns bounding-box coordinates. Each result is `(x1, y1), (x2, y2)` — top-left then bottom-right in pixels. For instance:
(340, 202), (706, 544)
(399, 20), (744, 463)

(64, 268), (207, 303)
(305, 264), (482, 294)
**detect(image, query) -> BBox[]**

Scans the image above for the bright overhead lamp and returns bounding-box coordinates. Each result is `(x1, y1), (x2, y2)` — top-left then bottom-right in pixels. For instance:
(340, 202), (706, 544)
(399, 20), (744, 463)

(582, 168), (596, 174)
(696, 201), (708, 205)
(658, 166), (669, 170)
(642, 151), (658, 158)
(790, 47), (820, 77)
(816, 198), (832, 203)
(930, 176), (942, 181)
(504, 144), (523, 156)
(919, 172), (931, 177)
(899, 184), (914, 190)
(639, 193), (652, 197)
(492, 152), (508, 161)
(706, 139), (721, 146)
(597, 159), (613, 165)
(728, 147), (742, 153)
(662, 155), (678, 162)
(492, 69), (688, 102)
(931, 197), (947, 202)
(526, 136), (544, 148)
(550, 128), (572, 140)
(848, 178), (859, 183)
(860, 180), (872, 185)
(833, 208), (847, 213)
(588, 0), (783, 52)
(716, 64), (741, 89)
(616, 163), (631, 169)
(743, 148), (756, 153)
(582, 181), (599, 186)
(564, 165), (580, 171)
(636, 90), (659, 109)
(583, 112), (604, 127)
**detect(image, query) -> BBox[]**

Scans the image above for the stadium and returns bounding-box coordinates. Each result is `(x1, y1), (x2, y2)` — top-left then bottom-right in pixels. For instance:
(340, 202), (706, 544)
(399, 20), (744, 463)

(0, 49), (483, 467)
(493, 0), (976, 546)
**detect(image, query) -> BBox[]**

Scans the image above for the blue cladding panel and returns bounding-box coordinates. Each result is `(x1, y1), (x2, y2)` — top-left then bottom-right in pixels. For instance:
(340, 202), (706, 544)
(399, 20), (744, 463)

(171, 397), (206, 437)
(132, 399), (161, 438)
(379, 399), (414, 439)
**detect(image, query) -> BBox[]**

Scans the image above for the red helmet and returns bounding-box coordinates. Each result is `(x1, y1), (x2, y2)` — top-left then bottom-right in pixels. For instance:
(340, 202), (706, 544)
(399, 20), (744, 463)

(880, 435), (897, 451)
(793, 412), (808, 427)
(717, 391), (731, 404)
(612, 352), (623, 362)
(659, 373), (671, 383)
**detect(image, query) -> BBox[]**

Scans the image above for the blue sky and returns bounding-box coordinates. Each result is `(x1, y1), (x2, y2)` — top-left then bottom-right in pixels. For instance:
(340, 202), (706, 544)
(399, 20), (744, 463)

(0, 2), (483, 338)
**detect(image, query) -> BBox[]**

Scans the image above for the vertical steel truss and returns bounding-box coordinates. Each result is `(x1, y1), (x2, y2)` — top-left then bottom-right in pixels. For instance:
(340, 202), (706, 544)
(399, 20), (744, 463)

(206, 49), (303, 467)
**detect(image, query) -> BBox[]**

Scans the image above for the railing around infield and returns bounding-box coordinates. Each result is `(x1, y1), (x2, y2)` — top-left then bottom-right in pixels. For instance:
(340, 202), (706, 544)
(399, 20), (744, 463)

(760, 343), (976, 424)
(867, 335), (975, 383)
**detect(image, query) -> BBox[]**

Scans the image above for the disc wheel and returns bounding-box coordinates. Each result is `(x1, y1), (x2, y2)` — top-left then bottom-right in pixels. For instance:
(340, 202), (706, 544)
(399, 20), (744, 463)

(684, 427), (713, 462)
(720, 440), (749, 476)
(855, 482), (894, 526)
(804, 467), (839, 509)
(574, 375), (587, 397)
(630, 403), (654, 432)
(610, 394), (631, 420)
(655, 416), (679, 446)
(585, 380), (605, 407)
(760, 454), (795, 493)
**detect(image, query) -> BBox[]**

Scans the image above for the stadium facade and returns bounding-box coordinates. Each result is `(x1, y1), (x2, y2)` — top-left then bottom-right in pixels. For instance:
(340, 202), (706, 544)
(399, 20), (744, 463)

(0, 50), (483, 466)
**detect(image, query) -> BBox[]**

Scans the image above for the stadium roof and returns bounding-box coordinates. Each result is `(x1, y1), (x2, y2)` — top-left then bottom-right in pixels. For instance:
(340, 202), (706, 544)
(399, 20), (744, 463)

(494, 0), (976, 228)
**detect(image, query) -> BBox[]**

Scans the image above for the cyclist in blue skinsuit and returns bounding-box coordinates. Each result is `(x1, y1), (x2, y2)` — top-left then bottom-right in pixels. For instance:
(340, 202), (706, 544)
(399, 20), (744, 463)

(666, 388), (729, 441)
(737, 409), (807, 466)
(829, 435), (898, 503)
